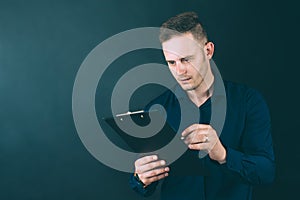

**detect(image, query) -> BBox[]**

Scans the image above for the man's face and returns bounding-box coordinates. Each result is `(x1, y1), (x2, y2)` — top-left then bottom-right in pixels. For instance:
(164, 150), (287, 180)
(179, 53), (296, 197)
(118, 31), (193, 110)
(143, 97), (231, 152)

(162, 33), (211, 92)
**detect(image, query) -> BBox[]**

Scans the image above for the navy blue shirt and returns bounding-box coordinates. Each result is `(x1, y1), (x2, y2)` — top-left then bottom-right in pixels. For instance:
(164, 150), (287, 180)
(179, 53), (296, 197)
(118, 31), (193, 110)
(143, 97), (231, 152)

(129, 81), (275, 200)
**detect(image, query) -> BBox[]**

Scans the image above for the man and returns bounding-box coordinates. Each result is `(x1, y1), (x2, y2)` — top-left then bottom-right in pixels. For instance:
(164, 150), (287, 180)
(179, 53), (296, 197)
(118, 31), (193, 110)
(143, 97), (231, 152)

(129, 12), (275, 199)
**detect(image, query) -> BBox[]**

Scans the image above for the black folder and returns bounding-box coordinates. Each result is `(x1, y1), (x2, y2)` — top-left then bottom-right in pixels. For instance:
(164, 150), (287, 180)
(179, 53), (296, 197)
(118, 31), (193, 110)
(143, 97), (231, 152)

(103, 110), (209, 176)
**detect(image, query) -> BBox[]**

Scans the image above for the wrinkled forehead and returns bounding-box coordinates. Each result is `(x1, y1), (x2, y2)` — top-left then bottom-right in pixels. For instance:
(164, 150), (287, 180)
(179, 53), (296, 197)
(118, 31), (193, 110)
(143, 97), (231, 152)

(161, 33), (201, 59)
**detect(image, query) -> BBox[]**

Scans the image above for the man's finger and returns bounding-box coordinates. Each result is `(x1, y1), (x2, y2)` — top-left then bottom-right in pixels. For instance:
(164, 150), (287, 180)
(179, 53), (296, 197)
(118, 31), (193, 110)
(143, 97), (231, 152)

(188, 142), (209, 150)
(143, 173), (169, 186)
(135, 155), (158, 167)
(138, 160), (167, 174)
(181, 124), (210, 138)
(181, 124), (198, 138)
(139, 167), (169, 180)
(185, 133), (208, 144)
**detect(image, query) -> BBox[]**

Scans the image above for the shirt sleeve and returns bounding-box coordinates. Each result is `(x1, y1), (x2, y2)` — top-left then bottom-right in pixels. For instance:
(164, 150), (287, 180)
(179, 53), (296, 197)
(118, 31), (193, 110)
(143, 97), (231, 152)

(220, 88), (275, 185)
(129, 173), (159, 197)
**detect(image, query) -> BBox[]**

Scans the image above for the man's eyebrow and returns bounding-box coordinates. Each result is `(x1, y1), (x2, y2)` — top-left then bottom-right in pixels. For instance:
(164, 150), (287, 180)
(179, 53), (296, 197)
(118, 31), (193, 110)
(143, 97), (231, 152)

(182, 55), (194, 60)
(166, 55), (194, 62)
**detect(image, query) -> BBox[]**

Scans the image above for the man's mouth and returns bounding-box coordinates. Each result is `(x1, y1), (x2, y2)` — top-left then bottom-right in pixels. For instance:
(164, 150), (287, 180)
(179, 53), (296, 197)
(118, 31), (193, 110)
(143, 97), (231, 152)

(179, 77), (192, 82)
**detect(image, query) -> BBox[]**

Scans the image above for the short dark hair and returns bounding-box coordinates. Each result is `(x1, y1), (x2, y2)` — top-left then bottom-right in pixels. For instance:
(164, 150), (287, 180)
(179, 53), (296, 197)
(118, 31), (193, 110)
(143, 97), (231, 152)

(159, 12), (208, 44)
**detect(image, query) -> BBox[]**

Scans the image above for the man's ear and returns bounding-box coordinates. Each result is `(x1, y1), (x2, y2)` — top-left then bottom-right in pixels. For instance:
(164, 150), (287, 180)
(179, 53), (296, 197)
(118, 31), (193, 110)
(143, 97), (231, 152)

(205, 42), (214, 59)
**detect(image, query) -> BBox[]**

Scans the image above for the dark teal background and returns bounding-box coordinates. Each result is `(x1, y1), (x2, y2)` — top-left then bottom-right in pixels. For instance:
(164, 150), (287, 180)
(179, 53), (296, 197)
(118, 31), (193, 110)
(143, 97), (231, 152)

(0, 0), (299, 199)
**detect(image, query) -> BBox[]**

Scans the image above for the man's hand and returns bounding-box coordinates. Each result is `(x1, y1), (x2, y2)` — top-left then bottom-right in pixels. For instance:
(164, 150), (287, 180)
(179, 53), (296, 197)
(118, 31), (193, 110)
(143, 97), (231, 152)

(181, 124), (226, 164)
(134, 155), (169, 187)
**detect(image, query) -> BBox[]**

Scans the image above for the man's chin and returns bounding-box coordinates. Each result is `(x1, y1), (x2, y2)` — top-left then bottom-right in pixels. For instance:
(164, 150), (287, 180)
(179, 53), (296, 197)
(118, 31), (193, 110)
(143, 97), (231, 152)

(180, 84), (195, 91)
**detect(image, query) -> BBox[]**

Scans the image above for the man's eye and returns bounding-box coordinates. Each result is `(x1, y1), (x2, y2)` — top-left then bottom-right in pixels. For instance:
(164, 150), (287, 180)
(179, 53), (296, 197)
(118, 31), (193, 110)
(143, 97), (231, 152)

(181, 58), (189, 63)
(168, 61), (176, 65)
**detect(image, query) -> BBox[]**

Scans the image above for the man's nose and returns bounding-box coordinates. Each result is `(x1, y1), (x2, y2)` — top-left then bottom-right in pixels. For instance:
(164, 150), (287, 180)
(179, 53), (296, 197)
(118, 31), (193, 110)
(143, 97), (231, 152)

(176, 62), (187, 75)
